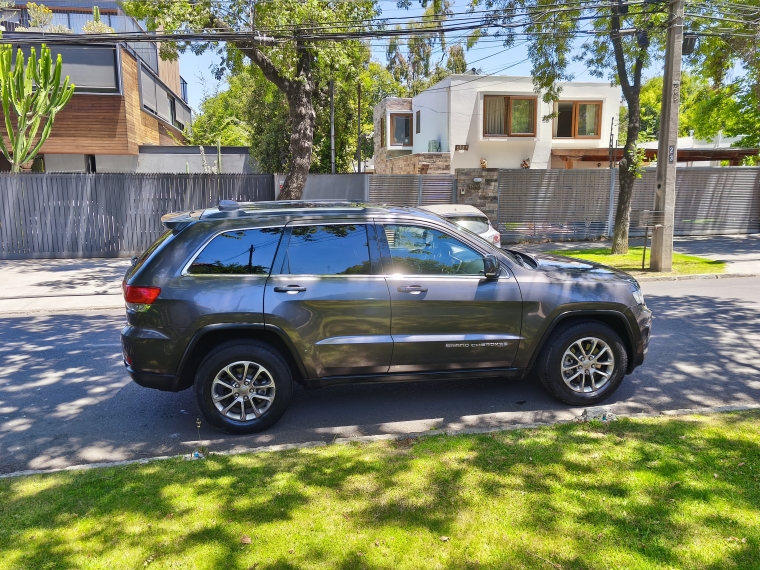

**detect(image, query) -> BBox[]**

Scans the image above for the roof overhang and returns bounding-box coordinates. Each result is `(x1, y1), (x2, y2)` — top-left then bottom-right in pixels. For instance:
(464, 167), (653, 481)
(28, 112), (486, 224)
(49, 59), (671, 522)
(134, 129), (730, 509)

(552, 147), (759, 162)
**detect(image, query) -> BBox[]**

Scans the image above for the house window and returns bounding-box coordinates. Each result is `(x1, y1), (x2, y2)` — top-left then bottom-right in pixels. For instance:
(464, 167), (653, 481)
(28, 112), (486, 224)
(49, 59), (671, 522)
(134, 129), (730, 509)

(416, 110), (421, 134)
(553, 101), (603, 138)
(391, 114), (413, 146)
(483, 96), (537, 137)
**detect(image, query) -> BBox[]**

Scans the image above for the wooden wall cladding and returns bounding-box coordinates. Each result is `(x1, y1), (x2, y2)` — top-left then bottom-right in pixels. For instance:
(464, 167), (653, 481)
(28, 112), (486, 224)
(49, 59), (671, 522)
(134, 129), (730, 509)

(0, 48), (184, 157)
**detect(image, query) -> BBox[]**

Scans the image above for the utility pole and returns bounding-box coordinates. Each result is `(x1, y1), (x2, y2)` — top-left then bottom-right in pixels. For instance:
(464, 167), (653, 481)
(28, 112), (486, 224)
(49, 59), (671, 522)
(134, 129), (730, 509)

(650, 0), (684, 272)
(356, 82), (362, 173)
(330, 79), (335, 174)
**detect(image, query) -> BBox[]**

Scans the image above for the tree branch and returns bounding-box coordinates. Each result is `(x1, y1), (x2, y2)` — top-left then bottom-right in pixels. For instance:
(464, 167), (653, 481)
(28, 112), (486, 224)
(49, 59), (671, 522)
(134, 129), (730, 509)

(610, 1), (633, 104)
(236, 42), (291, 93)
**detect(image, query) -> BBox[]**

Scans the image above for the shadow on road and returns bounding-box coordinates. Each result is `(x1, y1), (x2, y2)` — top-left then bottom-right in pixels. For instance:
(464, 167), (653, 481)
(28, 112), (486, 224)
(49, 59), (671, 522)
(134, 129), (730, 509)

(1, 291), (759, 474)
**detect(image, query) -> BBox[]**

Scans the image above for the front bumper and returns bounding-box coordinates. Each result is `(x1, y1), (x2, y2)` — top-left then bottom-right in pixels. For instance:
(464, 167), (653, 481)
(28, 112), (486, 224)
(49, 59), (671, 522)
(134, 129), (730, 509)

(632, 305), (653, 370)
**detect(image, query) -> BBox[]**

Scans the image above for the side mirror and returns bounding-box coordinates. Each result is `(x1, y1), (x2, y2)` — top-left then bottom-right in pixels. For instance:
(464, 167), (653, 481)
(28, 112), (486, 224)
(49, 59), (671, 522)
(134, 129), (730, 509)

(483, 254), (500, 279)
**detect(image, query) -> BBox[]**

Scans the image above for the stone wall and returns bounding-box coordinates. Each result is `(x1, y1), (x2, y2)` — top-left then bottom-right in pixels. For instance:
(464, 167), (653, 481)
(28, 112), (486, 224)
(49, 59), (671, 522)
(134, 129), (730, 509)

(455, 168), (499, 222)
(384, 152), (451, 174)
(373, 98), (412, 174)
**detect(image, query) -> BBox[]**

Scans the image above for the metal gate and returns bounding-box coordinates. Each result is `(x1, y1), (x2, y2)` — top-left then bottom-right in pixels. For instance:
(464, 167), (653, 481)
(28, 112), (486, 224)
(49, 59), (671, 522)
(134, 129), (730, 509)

(368, 175), (455, 207)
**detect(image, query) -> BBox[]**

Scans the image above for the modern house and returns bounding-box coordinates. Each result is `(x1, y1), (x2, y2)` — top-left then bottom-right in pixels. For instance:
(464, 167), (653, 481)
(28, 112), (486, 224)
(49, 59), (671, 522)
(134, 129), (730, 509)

(373, 75), (621, 174)
(0, 0), (192, 173)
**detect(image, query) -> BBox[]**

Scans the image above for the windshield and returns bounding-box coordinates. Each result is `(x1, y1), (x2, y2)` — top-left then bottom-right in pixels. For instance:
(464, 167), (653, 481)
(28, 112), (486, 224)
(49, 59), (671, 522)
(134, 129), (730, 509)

(447, 215), (490, 234)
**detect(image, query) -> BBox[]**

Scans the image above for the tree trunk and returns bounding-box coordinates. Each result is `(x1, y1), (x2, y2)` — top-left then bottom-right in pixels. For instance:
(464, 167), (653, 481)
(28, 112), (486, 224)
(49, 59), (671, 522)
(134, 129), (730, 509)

(278, 84), (315, 200)
(237, 40), (315, 201)
(608, 2), (646, 255)
(611, 97), (641, 254)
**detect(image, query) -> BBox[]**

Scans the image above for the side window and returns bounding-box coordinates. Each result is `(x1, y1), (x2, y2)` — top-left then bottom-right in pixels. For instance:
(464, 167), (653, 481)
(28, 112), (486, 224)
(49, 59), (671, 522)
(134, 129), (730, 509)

(282, 225), (371, 275)
(383, 225), (485, 276)
(188, 228), (283, 275)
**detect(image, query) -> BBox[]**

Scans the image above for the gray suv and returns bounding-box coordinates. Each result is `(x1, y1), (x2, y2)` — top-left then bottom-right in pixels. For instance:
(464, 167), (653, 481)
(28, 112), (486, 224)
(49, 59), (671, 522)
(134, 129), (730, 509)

(121, 201), (652, 434)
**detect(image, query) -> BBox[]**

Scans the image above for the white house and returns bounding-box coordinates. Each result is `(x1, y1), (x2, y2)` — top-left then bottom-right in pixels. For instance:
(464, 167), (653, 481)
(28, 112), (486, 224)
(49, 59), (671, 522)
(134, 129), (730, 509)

(373, 75), (621, 174)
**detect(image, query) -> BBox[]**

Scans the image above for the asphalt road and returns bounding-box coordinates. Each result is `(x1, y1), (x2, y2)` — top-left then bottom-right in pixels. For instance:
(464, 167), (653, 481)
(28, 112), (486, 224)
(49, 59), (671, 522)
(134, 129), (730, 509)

(2, 277), (759, 475)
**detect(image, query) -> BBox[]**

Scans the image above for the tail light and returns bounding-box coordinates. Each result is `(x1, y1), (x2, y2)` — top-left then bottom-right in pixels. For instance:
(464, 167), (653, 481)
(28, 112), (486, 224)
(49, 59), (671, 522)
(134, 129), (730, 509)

(493, 233), (501, 244)
(123, 283), (161, 311)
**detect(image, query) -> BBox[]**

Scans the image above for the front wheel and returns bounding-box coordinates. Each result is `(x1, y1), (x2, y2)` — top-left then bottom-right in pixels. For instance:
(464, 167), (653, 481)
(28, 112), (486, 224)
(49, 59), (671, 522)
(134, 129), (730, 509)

(536, 321), (628, 406)
(194, 340), (293, 434)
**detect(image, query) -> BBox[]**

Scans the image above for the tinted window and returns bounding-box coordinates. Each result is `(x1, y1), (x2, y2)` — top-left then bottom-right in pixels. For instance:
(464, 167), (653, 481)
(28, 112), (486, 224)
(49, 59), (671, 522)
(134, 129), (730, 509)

(282, 225), (371, 275)
(384, 225), (484, 276)
(447, 216), (490, 234)
(188, 228), (283, 275)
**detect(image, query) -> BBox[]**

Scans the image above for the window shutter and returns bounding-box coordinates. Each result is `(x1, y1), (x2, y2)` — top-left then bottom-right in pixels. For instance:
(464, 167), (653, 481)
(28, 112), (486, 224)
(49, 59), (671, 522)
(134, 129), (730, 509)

(140, 67), (157, 112)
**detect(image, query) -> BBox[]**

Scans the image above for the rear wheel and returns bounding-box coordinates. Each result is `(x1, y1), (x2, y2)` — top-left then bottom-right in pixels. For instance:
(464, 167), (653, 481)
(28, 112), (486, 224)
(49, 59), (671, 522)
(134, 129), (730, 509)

(194, 340), (293, 434)
(536, 321), (627, 406)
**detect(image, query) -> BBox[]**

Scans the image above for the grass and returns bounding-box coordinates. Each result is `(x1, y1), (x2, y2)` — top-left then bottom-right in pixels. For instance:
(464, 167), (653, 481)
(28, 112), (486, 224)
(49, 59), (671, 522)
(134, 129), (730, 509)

(2, 411), (760, 569)
(544, 247), (726, 276)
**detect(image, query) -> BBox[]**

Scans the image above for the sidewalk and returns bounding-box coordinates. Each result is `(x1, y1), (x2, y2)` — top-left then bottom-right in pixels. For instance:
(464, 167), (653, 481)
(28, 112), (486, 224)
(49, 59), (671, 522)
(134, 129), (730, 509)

(0, 258), (129, 314)
(0, 234), (757, 314)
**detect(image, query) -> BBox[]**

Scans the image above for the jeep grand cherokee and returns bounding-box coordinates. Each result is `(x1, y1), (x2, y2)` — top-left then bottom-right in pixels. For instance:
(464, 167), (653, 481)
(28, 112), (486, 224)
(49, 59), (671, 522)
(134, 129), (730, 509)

(121, 201), (652, 434)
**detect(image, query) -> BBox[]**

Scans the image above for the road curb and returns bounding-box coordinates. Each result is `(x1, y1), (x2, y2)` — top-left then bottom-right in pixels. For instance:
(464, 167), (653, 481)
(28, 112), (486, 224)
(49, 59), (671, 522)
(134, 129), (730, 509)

(3, 403), (760, 480)
(636, 272), (760, 282)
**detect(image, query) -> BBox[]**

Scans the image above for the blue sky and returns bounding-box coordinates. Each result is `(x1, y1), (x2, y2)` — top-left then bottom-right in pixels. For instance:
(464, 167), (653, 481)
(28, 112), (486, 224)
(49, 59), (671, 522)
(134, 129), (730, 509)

(177, 1), (634, 111)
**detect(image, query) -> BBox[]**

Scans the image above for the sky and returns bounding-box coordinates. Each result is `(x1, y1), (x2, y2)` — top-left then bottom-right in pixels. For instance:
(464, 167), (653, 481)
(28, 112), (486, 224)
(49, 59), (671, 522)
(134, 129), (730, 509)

(177, 1), (648, 112)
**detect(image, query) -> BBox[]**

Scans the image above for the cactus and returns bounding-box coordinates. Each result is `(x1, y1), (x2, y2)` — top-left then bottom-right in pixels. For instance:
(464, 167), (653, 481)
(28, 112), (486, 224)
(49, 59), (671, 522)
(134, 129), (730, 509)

(26, 1), (53, 28)
(83, 6), (114, 34)
(0, 44), (75, 172)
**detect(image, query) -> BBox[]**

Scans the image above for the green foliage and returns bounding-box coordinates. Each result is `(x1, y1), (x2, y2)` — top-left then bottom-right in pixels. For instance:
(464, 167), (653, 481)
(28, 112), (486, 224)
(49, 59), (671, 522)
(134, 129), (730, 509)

(184, 75), (252, 147)
(189, 61), (405, 173)
(0, 44), (75, 173)
(386, 2), (468, 96)
(624, 73), (717, 142)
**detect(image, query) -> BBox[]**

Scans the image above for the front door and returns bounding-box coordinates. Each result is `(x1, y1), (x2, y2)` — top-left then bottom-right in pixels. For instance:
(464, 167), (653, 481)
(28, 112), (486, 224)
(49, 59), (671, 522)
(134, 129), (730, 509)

(264, 222), (392, 378)
(379, 223), (522, 373)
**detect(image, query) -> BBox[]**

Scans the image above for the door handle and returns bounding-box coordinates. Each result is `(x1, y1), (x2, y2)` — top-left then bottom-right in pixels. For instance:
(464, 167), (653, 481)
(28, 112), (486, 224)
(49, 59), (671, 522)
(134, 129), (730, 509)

(274, 285), (307, 293)
(397, 285), (428, 294)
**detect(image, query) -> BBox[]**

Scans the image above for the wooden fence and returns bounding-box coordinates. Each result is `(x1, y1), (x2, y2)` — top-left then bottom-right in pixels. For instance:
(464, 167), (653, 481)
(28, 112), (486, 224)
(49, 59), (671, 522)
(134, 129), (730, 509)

(0, 174), (274, 259)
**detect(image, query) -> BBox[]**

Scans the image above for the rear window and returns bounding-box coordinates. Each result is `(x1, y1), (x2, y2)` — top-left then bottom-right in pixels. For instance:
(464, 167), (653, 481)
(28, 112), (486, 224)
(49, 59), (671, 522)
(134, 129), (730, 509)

(127, 229), (174, 279)
(188, 228), (283, 275)
(447, 216), (490, 234)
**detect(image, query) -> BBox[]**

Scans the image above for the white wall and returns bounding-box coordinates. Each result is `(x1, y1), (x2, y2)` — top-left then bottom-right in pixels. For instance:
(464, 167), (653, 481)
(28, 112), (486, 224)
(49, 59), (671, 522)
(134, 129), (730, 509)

(96, 155), (139, 172)
(443, 75), (620, 170)
(44, 154), (86, 172)
(412, 81), (450, 153)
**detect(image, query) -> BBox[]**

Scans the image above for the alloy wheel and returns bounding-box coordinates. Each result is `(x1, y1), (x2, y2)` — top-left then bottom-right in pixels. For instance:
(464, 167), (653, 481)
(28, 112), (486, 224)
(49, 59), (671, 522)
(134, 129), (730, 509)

(211, 361), (276, 421)
(560, 336), (615, 393)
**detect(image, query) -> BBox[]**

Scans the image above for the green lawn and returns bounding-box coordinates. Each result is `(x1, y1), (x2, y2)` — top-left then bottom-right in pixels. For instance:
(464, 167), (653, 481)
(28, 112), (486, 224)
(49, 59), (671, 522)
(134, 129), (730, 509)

(545, 247), (725, 276)
(2, 412), (760, 569)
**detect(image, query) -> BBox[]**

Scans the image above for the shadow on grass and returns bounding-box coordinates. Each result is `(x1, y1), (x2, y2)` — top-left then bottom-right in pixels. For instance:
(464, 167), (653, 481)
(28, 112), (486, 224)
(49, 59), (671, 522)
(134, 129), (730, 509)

(2, 412), (759, 569)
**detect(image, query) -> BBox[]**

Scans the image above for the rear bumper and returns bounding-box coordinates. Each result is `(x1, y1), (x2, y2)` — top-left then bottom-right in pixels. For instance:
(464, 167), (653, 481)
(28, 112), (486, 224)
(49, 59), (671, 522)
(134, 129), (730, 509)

(126, 366), (178, 392)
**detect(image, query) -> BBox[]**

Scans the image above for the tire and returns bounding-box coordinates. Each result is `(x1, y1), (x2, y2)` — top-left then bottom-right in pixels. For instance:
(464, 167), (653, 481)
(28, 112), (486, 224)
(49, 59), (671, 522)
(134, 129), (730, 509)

(535, 321), (628, 406)
(194, 340), (293, 434)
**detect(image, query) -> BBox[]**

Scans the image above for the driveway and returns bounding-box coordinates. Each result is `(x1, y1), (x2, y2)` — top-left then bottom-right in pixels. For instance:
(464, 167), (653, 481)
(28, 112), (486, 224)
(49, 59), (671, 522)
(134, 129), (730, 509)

(2, 276), (759, 475)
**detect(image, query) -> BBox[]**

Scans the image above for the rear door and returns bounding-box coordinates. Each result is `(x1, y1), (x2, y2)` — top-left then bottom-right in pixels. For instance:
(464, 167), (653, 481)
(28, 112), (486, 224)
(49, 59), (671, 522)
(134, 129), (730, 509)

(379, 222), (522, 373)
(264, 221), (392, 378)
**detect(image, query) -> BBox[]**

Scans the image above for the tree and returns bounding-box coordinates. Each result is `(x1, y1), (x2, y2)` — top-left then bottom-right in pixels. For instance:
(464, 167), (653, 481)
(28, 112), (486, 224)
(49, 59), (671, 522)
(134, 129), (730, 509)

(122, 0), (377, 199)
(386, 2), (469, 96)
(185, 74), (252, 147)
(620, 72), (715, 142)
(475, 0), (671, 254)
(0, 45), (75, 172)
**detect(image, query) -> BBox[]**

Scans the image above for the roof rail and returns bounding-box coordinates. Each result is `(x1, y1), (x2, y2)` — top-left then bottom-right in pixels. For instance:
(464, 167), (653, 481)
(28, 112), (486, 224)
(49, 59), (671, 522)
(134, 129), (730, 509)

(218, 199), (241, 211)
